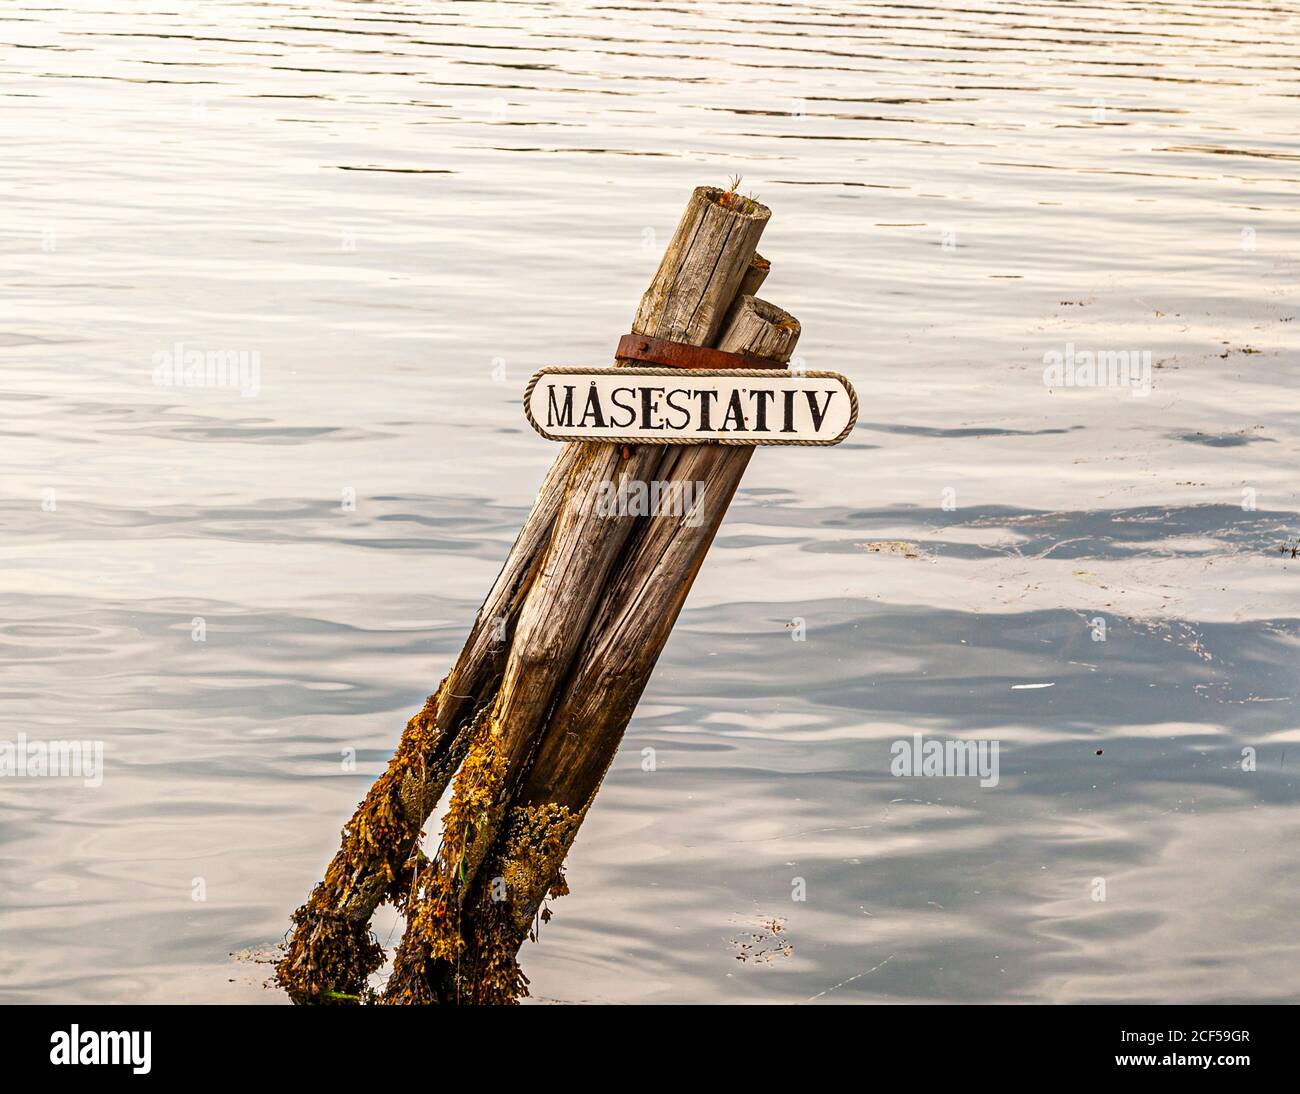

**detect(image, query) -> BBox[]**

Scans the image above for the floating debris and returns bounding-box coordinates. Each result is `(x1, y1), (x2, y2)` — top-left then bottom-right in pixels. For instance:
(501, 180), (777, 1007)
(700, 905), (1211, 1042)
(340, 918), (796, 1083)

(861, 540), (926, 559)
(729, 916), (793, 964)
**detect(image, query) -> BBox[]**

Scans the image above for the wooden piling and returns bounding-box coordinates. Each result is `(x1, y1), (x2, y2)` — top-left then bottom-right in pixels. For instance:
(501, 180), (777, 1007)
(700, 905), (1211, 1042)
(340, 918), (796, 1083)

(277, 185), (780, 1004)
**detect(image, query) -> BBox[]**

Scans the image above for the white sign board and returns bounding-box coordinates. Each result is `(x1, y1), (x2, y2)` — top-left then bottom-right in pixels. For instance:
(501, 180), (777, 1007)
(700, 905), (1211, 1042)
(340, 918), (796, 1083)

(525, 367), (857, 446)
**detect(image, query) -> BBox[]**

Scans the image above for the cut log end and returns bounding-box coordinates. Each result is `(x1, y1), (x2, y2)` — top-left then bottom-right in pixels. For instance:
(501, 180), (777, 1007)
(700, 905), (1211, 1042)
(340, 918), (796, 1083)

(633, 185), (772, 347)
(718, 295), (801, 364)
(697, 184), (771, 223)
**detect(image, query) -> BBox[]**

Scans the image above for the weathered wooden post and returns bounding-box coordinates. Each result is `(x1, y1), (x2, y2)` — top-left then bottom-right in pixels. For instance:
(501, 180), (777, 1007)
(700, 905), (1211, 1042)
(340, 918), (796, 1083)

(276, 185), (856, 1004)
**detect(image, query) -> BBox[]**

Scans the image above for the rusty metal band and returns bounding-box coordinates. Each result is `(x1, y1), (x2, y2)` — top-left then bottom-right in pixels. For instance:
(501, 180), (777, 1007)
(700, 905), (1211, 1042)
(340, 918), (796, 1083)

(615, 333), (785, 371)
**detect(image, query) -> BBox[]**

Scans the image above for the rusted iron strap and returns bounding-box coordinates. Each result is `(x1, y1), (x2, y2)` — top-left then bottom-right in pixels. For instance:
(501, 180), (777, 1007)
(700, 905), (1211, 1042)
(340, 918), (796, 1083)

(615, 333), (784, 371)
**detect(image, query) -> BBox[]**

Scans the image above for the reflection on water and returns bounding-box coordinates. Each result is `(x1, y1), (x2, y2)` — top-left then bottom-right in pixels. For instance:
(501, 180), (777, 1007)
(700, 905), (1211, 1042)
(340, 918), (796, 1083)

(1, 1), (1297, 1003)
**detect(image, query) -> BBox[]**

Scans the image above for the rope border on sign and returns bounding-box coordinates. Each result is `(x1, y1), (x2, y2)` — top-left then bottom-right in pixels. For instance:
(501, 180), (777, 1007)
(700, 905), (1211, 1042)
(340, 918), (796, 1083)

(523, 366), (859, 447)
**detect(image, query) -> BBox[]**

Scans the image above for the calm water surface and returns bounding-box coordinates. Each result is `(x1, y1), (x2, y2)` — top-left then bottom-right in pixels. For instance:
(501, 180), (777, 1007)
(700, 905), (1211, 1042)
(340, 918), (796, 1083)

(2, 0), (1298, 1003)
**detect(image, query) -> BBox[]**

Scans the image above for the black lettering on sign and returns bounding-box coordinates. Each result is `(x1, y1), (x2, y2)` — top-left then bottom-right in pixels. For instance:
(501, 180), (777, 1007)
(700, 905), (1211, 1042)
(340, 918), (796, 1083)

(547, 384), (575, 428)
(805, 389), (835, 431)
(579, 383), (606, 429)
(525, 368), (857, 447)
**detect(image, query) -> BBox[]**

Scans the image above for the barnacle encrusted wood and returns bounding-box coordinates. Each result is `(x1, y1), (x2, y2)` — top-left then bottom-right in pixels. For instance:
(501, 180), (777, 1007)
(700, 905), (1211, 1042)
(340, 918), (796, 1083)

(278, 184), (778, 1004)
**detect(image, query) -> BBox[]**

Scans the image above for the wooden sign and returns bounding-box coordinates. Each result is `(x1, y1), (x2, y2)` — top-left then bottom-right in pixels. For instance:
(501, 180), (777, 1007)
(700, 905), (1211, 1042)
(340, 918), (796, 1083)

(524, 367), (857, 445)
